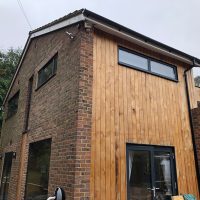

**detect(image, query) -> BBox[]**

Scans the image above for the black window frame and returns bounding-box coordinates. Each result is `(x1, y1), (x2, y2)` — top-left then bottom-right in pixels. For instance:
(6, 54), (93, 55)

(6, 91), (20, 119)
(24, 138), (52, 200)
(126, 143), (179, 200)
(118, 46), (178, 82)
(37, 53), (58, 89)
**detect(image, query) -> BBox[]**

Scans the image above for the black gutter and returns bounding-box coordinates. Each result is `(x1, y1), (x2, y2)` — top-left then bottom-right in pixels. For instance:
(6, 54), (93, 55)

(184, 64), (200, 192)
(83, 9), (200, 65)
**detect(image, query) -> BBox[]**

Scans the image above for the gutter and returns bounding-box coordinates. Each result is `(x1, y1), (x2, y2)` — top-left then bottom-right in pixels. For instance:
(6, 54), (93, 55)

(83, 9), (200, 66)
(184, 62), (200, 192)
(85, 17), (194, 65)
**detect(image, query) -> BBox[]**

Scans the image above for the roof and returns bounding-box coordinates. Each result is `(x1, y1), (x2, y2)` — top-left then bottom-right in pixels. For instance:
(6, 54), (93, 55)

(30, 9), (85, 34)
(3, 9), (200, 105)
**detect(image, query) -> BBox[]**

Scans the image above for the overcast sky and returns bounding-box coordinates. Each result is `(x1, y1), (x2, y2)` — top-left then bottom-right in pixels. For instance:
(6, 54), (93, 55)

(1, 0), (200, 74)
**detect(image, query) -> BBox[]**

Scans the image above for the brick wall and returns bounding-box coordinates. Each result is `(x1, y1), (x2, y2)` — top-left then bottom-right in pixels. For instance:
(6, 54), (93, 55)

(0, 23), (93, 200)
(192, 104), (200, 172)
(74, 29), (93, 200)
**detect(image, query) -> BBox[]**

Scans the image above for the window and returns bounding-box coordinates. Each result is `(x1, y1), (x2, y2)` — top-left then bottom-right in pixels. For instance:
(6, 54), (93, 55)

(119, 49), (148, 70)
(0, 153), (13, 200)
(7, 91), (19, 118)
(25, 139), (51, 200)
(37, 54), (58, 88)
(150, 61), (176, 80)
(118, 47), (178, 81)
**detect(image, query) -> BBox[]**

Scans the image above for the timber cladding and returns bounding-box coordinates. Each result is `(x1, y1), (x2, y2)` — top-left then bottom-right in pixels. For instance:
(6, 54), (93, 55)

(90, 29), (199, 199)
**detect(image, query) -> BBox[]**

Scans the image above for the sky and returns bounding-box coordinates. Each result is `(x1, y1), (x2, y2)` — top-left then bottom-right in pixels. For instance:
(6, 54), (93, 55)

(1, 0), (200, 75)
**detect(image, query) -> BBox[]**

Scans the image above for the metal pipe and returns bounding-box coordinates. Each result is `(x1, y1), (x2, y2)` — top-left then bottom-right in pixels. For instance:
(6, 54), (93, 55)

(184, 65), (200, 192)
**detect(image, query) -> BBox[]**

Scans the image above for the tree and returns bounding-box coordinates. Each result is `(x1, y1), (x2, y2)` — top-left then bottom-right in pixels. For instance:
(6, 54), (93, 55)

(0, 48), (22, 128)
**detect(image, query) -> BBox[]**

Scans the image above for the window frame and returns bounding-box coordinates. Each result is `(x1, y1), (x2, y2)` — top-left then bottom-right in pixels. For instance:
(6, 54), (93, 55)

(36, 53), (58, 90)
(24, 138), (52, 200)
(6, 91), (20, 119)
(118, 46), (178, 82)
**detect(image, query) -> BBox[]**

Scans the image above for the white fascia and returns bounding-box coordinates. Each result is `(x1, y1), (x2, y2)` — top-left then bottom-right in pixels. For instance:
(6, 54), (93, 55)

(31, 14), (85, 39)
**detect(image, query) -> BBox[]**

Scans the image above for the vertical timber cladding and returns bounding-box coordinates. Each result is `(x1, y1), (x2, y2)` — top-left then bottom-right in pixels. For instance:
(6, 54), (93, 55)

(90, 29), (199, 200)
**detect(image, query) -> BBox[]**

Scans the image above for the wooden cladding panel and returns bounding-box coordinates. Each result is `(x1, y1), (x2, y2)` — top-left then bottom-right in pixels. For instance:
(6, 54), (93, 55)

(90, 30), (199, 200)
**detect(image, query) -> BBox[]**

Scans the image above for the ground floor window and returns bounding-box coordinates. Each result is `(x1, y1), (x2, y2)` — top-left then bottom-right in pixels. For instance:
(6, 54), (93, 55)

(25, 139), (51, 200)
(127, 144), (178, 200)
(0, 152), (13, 200)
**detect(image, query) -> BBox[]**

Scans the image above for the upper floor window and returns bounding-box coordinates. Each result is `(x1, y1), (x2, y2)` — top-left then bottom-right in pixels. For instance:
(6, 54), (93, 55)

(7, 91), (19, 118)
(118, 47), (178, 81)
(37, 54), (58, 88)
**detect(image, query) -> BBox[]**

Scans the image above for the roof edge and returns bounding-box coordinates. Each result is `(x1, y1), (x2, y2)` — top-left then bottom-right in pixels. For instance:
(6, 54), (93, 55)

(82, 9), (200, 66)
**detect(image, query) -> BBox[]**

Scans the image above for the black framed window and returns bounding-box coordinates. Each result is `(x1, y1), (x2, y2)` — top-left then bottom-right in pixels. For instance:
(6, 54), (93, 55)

(7, 91), (19, 118)
(25, 139), (51, 200)
(118, 47), (178, 81)
(118, 49), (148, 70)
(37, 54), (58, 88)
(126, 144), (178, 200)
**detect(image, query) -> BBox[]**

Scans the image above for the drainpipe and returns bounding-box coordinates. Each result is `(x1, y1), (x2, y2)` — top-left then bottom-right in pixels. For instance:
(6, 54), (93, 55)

(184, 60), (200, 192)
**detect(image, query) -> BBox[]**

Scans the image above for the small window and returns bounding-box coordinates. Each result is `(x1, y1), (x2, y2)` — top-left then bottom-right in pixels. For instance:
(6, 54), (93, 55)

(7, 91), (19, 118)
(118, 47), (178, 81)
(119, 49), (148, 70)
(25, 139), (51, 200)
(37, 54), (58, 88)
(150, 61), (176, 80)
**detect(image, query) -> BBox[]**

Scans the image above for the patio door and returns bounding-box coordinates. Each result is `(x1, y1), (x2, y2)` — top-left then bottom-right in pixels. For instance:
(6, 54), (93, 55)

(0, 152), (13, 200)
(127, 145), (178, 200)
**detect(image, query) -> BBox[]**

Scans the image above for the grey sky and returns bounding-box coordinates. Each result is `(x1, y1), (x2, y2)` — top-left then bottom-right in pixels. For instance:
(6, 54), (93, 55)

(1, 0), (200, 75)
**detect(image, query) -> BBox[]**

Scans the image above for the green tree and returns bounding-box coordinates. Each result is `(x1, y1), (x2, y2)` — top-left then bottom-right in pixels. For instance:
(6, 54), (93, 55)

(0, 48), (22, 128)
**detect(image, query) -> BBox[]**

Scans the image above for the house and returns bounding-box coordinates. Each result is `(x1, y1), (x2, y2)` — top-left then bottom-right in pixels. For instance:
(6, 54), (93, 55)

(0, 8), (200, 200)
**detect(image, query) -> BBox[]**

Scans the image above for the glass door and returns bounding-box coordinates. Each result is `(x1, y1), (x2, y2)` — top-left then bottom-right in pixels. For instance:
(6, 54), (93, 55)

(127, 145), (177, 200)
(0, 152), (13, 200)
(127, 149), (152, 200)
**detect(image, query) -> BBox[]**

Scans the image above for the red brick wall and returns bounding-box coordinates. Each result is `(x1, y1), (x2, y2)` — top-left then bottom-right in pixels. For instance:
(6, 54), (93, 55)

(74, 29), (93, 200)
(0, 23), (93, 200)
(192, 105), (200, 172)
